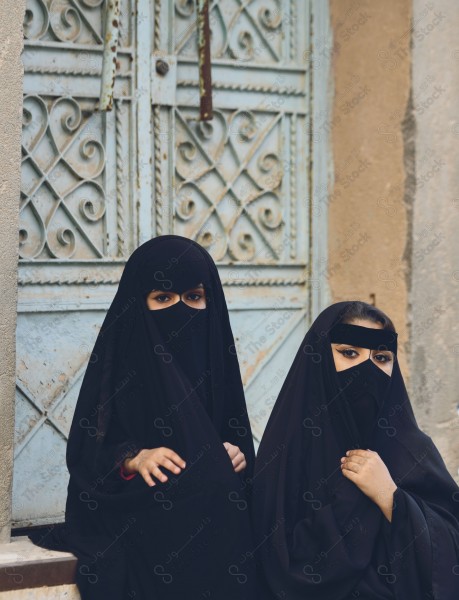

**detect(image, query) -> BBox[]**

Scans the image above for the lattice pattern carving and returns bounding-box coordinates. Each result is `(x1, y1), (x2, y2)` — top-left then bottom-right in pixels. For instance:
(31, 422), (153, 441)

(174, 107), (288, 263)
(24, 0), (132, 46)
(20, 95), (106, 260)
(175, 0), (285, 63)
(24, 0), (105, 44)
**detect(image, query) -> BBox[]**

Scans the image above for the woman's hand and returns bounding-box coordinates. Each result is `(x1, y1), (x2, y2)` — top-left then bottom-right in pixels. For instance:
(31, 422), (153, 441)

(223, 441), (246, 473)
(340, 449), (397, 522)
(124, 447), (186, 487)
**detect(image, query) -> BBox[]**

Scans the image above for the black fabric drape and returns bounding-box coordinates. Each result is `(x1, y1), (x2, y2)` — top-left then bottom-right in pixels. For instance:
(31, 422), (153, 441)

(29, 235), (257, 600)
(252, 301), (459, 600)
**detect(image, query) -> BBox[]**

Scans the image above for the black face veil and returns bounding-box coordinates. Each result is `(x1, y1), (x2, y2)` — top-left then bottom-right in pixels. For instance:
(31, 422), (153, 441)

(252, 301), (459, 600)
(331, 322), (397, 449)
(29, 235), (257, 600)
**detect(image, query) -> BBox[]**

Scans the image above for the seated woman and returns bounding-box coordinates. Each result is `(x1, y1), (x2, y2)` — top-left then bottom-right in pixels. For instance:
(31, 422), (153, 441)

(252, 300), (459, 599)
(30, 235), (257, 600)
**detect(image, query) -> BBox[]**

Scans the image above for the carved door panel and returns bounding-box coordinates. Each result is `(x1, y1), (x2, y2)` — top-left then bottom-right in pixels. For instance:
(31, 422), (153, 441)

(15, 0), (316, 527)
(16, 0), (137, 527)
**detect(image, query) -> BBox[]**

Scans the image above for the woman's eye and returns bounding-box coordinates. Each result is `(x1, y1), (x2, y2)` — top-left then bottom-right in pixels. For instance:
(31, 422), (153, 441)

(339, 349), (358, 358)
(155, 294), (171, 303)
(374, 353), (392, 363)
(186, 293), (202, 302)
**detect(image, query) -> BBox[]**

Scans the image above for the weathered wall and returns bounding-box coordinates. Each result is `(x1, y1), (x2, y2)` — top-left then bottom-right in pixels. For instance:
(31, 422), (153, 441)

(410, 0), (459, 478)
(328, 0), (459, 481)
(328, 0), (412, 375)
(0, 1), (24, 541)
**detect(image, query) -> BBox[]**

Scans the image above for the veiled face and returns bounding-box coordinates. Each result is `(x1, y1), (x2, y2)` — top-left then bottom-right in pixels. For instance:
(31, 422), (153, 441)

(330, 318), (395, 377)
(146, 283), (207, 310)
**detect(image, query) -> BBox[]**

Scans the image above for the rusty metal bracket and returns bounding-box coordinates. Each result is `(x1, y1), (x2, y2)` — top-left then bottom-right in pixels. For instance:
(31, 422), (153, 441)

(99, 0), (121, 111)
(196, 0), (213, 121)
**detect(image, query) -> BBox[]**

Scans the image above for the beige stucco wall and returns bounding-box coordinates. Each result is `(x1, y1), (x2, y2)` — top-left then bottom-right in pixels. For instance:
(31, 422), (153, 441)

(328, 0), (412, 378)
(0, 1), (24, 542)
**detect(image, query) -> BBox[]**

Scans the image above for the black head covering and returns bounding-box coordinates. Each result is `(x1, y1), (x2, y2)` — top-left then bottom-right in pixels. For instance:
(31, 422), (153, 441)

(141, 237), (212, 414)
(252, 301), (459, 600)
(29, 235), (257, 600)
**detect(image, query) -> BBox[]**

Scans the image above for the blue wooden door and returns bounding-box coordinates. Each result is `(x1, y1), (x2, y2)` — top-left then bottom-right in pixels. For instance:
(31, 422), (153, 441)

(15, 0), (323, 527)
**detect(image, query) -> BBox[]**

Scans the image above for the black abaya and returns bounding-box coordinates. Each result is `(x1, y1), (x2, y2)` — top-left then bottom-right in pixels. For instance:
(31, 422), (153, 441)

(29, 235), (257, 600)
(252, 301), (459, 600)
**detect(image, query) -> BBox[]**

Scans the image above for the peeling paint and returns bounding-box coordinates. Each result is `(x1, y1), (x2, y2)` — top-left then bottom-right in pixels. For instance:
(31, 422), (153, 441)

(196, 0), (213, 121)
(99, 0), (121, 112)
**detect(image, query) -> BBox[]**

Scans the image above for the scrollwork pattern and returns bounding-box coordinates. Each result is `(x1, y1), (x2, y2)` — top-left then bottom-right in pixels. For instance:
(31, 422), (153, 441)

(174, 107), (285, 263)
(24, 0), (106, 45)
(20, 95), (106, 260)
(175, 0), (284, 63)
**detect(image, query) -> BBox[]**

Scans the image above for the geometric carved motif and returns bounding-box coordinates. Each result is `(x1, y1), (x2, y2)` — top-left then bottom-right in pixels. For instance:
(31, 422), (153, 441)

(20, 95), (106, 259)
(174, 107), (286, 262)
(175, 0), (284, 62)
(24, 0), (105, 45)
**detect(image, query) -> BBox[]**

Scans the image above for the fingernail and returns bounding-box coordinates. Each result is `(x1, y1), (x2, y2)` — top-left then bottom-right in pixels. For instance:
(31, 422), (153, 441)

(346, 451), (349, 456)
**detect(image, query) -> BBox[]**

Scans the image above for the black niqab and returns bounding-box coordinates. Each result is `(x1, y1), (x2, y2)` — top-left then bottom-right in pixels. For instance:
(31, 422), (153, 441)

(336, 359), (391, 448)
(29, 235), (257, 600)
(252, 301), (459, 600)
(148, 302), (211, 413)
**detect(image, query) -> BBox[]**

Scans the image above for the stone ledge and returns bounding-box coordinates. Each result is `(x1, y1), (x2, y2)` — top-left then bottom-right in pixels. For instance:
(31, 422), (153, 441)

(0, 536), (77, 594)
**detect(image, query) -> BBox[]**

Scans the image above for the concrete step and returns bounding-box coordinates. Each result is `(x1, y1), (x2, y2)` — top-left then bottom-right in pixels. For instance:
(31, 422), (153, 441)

(0, 536), (79, 599)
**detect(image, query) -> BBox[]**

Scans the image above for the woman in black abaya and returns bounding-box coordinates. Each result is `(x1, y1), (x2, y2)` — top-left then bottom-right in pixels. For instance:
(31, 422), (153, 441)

(252, 300), (459, 599)
(29, 235), (257, 600)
